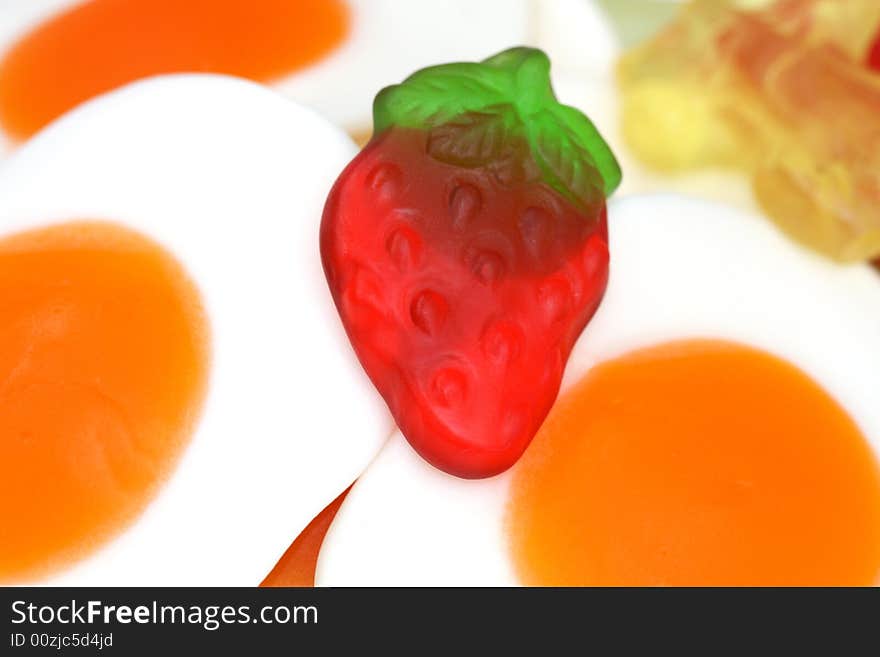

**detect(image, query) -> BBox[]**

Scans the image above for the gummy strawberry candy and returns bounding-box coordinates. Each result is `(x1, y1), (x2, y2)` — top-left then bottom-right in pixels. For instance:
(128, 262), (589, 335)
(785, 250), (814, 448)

(321, 48), (620, 478)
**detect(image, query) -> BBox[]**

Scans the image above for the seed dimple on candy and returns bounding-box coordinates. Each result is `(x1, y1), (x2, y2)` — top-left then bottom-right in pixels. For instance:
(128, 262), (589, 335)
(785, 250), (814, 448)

(470, 249), (505, 284)
(410, 290), (448, 337)
(583, 234), (609, 279)
(481, 320), (523, 367)
(366, 163), (403, 203)
(449, 183), (482, 231)
(430, 367), (468, 408)
(518, 206), (554, 259)
(537, 277), (572, 324)
(347, 265), (385, 314)
(386, 226), (422, 272)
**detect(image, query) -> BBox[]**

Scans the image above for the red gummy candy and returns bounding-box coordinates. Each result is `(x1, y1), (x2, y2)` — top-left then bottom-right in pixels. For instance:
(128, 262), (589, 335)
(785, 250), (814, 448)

(320, 48), (619, 478)
(868, 30), (880, 71)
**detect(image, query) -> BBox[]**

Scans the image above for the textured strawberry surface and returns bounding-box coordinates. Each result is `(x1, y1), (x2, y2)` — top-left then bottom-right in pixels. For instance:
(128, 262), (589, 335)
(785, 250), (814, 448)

(322, 127), (608, 478)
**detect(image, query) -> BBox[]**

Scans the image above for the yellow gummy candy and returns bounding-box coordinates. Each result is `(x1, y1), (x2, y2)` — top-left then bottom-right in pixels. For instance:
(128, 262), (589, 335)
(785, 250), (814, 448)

(618, 0), (880, 262)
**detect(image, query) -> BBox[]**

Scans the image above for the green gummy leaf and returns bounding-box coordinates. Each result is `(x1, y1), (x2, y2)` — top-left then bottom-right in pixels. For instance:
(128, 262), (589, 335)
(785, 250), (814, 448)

(425, 107), (515, 168)
(372, 47), (622, 204)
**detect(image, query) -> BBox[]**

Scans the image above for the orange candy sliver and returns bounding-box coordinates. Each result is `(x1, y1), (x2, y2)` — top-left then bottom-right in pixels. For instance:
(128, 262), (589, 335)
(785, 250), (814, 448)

(261, 486), (351, 587)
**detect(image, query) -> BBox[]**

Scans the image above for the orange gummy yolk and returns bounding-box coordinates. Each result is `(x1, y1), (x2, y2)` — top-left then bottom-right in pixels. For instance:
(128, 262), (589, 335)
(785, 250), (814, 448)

(508, 339), (880, 586)
(0, 221), (209, 582)
(0, 0), (350, 140)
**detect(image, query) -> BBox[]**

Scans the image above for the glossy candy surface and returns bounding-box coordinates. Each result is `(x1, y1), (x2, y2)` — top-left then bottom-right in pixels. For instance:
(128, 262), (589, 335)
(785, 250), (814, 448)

(619, 0), (880, 262)
(321, 48), (619, 478)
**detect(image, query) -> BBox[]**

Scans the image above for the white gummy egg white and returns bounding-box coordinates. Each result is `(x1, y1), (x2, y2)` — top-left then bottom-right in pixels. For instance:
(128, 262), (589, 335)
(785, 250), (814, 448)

(316, 194), (880, 586)
(0, 74), (393, 585)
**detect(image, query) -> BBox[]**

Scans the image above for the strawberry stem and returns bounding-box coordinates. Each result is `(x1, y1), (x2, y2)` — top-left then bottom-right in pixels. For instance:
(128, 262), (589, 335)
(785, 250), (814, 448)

(372, 47), (622, 206)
